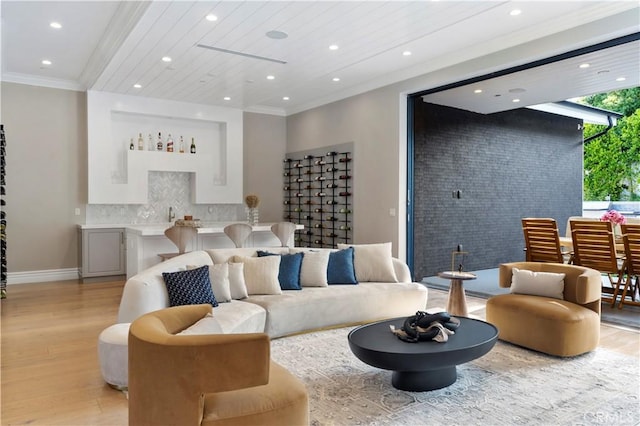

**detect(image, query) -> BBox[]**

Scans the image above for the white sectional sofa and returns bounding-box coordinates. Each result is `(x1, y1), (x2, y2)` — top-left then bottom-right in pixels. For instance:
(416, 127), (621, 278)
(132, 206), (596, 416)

(100, 244), (428, 388)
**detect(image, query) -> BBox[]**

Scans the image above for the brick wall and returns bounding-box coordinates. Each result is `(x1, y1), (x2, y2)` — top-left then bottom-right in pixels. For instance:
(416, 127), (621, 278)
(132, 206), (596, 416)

(412, 101), (583, 279)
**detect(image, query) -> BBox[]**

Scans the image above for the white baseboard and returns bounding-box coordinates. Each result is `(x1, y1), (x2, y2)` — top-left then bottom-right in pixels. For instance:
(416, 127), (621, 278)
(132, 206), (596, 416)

(7, 268), (80, 285)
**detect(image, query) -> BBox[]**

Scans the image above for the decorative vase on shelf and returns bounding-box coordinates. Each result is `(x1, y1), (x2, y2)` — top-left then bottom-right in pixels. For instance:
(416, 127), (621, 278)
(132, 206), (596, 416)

(247, 207), (259, 225)
(245, 194), (260, 226)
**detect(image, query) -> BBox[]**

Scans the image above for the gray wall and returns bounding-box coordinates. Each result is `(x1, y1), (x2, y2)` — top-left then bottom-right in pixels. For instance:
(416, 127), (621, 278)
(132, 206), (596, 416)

(412, 101), (583, 279)
(1, 82), (87, 272)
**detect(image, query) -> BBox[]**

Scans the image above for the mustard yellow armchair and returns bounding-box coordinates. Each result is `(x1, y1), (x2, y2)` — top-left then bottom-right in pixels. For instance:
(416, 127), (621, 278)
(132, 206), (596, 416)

(486, 262), (601, 357)
(128, 304), (309, 426)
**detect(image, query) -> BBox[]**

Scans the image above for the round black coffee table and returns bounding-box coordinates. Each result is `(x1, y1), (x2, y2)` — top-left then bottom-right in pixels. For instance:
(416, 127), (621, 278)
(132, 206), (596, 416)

(348, 316), (498, 391)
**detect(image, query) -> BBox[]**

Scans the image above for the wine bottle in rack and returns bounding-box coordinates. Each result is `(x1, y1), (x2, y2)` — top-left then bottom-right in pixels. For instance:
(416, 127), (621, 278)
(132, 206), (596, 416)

(339, 174), (351, 180)
(326, 200), (339, 205)
(304, 230), (314, 235)
(326, 183), (338, 188)
(283, 158), (292, 163)
(315, 159), (326, 165)
(339, 157), (352, 163)
(314, 208), (324, 213)
(295, 193), (304, 197)
(339, 191), (351, 196)
(304, 170), (313, 175)
(314, 239), (324, 245)
(294, 163), (303, 168)
(304, 200), (315, 205)
(283, 185), (291, 190)
(284, 172), (291, 177)
(304, 215), (314, 220)
(339, 225), (352, 230)
(314, 223), (324, 228)
(326, 216), (338, 221)
(295, 178), (304, 183)
(294, 207), (302, 212)
(315, 176), (326, 181)
(315, 192), (326, 197)
(304, 155), (315, 159)
(326, 151), (338, 156)
(326, 232), (338, 238)
(326, 166), (339, 172)
(339, 208), (352, 214)
(283, 200), (291, 205)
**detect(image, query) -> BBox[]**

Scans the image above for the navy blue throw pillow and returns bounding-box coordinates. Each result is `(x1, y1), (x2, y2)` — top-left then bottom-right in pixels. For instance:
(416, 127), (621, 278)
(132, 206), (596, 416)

(162, 265), (218, 307)
(327, 247), (358, 284)
(257, 251), (304, 290)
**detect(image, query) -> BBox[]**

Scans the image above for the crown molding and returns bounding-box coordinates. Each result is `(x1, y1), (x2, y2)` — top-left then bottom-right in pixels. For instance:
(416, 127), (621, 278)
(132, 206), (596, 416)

(1, 72), (84, 91)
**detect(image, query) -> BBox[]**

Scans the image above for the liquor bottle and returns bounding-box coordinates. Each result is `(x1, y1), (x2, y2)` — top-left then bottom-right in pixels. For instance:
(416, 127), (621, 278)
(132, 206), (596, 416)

(190, 138), (196, 154)
(137, 133), (144, 150)
(148, 134), (154, 151)
(156, 132), (163, 151)
(129, 138), (134, 150)
(166, 133), (174, 152)
(179, 136), (185, 153)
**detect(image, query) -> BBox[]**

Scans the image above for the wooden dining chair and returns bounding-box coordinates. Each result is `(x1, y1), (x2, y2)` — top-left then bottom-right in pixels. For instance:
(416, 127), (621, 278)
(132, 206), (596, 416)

(570, 221), (625, 308)
(521, 218), (565, 263)
(619, 223), (640, 309)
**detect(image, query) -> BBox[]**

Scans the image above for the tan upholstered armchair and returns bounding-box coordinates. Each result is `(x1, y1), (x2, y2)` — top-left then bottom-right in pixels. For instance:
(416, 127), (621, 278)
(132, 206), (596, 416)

(486, 262), (601, 357)
(128, 304), (309, 426)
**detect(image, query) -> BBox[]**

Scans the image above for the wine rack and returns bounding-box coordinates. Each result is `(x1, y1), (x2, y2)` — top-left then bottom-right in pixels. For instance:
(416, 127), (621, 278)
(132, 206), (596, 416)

(283, 151), (352, 248)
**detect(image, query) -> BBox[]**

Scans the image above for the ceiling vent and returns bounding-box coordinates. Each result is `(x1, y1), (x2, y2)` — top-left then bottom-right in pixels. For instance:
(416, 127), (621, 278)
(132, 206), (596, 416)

(196, 44), (287, 64)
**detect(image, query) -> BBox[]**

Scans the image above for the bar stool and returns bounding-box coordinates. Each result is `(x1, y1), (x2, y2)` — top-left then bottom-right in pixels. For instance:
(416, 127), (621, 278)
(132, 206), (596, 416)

(271, 222), (297, 247)
(158, 225), (198, 261)
(224, 223), (253, 248)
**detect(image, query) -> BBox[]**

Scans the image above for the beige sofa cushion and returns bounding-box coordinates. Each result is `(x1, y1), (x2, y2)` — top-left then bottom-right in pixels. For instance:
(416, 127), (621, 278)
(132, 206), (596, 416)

(338, 242), (398, 282)
(231, 255), (282, 295)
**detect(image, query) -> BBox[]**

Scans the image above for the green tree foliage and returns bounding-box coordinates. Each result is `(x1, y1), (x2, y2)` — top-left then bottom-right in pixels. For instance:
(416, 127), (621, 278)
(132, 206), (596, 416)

(580, 88), (640, 201)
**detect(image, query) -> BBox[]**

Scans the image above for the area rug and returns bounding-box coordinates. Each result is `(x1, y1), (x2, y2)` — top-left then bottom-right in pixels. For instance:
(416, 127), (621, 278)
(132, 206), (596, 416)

(423, 269), (640, 330)
(271, 326), (640, 426)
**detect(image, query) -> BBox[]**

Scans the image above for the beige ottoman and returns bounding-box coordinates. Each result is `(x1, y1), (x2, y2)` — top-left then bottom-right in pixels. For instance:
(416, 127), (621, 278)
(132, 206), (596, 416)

(98, 323), (130, 389)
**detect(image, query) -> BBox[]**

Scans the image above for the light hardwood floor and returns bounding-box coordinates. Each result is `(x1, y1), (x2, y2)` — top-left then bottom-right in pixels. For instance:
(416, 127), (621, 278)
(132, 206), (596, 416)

(1, 280), (639, 425)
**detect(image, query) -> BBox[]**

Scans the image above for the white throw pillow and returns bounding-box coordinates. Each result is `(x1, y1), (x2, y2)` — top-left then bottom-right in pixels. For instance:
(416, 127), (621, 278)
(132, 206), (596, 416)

(290, 249), (330, 287)
(230, 255), (282, 295)
(337, 242), (398, 282)
(187, 263), (232, 303)
(510, 267), (565, 300)
(228, 262), (248, 300)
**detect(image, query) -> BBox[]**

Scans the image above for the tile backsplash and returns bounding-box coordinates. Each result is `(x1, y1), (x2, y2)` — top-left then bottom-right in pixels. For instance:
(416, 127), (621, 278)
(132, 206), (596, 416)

(86, 171), (245, 224)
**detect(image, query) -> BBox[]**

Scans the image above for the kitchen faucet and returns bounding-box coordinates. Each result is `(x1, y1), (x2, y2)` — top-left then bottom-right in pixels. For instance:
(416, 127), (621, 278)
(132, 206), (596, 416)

(168, 206), (175, 222)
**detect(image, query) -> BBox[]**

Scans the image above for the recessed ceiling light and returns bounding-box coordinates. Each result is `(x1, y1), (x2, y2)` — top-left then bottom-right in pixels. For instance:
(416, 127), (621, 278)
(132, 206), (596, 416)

(266, 30), (288, 39)
(329, 44), (339, 51)
(223, 96), (231, 101)
(332, 77), (340, 82)
(133, 84), (142, 89)
(512, 99), (520, 103)
(616, 77), (626, 82)
(41, 59), (52, 65)
(474, 89), (483, 94)
(402, 51), (412, 56)
(205, 14), (218, 22)
(510, 9), (521, 16)
(50, 22), (62, 29)
(162, 56), (172, 62)
(579, 63), (590, 69)
(283, 96), (290, 101)
(267, 75), (275, 80)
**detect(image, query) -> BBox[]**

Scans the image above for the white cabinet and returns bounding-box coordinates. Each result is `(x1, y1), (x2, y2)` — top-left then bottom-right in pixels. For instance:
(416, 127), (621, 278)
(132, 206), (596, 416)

(80, 228), (126, 279)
